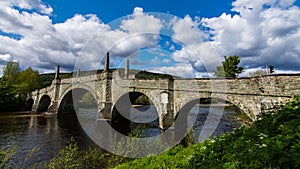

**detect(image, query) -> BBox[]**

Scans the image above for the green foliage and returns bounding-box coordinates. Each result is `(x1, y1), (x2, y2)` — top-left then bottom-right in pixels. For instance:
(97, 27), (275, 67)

(135, 71), (173, 80)
(0, 77), (17, 111)
(40, 73), (72, 88)
(134, 95), (151, 105)
(39, 74), (55, 88)
(2, 62), (42, 93)
(2, 61), (20, 84)
(21, 147), (40, 169)
(115, 96), (300, 169)
(0, 62), (42, 111)
(128, 125), (147, 138)
(14, 67), (42, 93)
(215, 55), (244, 78)
(45, 138), (80, 169)
(0, 146), (16, 168)
(80, 92), (96, 104)
(180, 128), (195, 148)
(3, 95), (300, 168)
(113, 125), (157, 157)
(44, 138), (130, 169)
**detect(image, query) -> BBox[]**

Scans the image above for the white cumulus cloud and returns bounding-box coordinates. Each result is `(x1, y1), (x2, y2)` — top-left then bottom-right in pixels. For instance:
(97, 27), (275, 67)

(0, 4), (164, 72)
(202, 0), (300, 71)
(0, 0), (299, 77)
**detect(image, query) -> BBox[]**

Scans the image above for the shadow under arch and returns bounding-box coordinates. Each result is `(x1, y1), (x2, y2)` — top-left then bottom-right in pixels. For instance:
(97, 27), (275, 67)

(111, 91), (159, 136)
(58, 88), (97, 115)
(56, 88), (100, 149)
(37, 95), (51, 112)
(25, 98), (34, 111)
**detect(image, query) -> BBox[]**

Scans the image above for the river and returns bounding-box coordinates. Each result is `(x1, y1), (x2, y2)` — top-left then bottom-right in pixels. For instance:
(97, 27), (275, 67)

(0, 105), (242, 167)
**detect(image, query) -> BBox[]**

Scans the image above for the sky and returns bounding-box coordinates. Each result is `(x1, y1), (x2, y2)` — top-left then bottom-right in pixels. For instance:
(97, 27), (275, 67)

(0, 0), (300, 77)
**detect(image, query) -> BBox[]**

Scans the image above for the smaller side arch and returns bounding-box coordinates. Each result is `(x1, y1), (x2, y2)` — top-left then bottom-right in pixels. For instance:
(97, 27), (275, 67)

(174, 97), (248, 130)
(37, 95), (51, 112)
(209, 94), (255, 121)
(25, 98), (34, 111)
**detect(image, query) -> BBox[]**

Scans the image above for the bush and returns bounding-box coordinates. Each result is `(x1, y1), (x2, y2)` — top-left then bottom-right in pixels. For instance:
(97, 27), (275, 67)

(43, 138), (131, 169)
(0, 146), (16, 168)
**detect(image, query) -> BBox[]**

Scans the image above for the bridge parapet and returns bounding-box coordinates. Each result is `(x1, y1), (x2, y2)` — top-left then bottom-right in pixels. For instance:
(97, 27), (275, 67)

(60, 74), (98, 84)
(40, 86), (53, 94)
(171, 75), (300, 97)
(171, 75), (300, 121)
(27, 67), (300, 128)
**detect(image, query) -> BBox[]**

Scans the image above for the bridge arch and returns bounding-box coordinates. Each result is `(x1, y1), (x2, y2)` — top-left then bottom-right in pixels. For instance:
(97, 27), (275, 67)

(211, 94), (257, 120)
(58, 85), (97, 115)
(175, 97), (246, 119)
(37, 95), (51, 112)
(174, 97), (247, 139)
(175, 93), (255, 122)
(25, 98), (34, 111)
(111, 91), (159, 124)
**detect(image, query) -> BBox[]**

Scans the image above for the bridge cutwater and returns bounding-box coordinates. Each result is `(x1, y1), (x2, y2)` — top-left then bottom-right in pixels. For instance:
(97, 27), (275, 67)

(27, 52), (300, 129)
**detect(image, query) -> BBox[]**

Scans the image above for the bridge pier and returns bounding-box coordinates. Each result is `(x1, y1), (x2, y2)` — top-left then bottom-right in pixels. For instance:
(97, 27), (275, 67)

(31, 89), (39, 112)
(48, 65), (61, 113)
(159, 110), (174, 129)
(159, 90), (174, 129)
(99, 103), (112, 119)
(99, 52), (113, 120)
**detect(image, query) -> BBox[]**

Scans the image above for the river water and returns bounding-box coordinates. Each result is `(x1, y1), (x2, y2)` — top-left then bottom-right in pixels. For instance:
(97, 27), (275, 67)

(0, 105), (242, 167)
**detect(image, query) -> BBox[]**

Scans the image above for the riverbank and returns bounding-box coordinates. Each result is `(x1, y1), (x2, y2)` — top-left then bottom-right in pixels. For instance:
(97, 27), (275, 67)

(0, 105), (244, 168)
(2, 97), (298, 168)
(115, 96), (300, 168)
(0, 111), (42, 118)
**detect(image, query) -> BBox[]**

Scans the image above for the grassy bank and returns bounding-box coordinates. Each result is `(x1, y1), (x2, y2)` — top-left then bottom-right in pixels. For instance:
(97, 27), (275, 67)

(115, 96), (300, 169)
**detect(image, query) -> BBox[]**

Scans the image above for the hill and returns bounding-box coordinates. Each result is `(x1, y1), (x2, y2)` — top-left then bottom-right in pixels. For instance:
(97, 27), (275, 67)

(39, 69), (176, 88)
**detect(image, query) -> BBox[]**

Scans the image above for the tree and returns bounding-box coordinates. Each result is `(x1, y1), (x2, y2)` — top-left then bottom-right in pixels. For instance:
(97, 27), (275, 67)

(80, 92), (96, 104)
(0, 77), (17, 111)
(215, 55), (244, 78)
(2, 61), (42, 93)
(0, 62), (42, 111)
(2, 61), (20, 84)
(14, 67), (42, 93)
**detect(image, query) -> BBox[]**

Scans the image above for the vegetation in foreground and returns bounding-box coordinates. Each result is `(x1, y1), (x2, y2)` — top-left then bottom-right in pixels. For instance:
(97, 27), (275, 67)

(1, 96), (299, 168)
(115, 95), (300, 169)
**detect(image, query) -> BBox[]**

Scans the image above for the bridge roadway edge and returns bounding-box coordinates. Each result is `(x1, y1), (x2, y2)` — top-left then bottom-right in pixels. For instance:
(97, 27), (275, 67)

(28, 70), (300, 129)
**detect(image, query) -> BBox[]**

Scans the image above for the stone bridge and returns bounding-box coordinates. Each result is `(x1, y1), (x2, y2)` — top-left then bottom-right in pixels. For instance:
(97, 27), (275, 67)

(28, 54), (300, 129)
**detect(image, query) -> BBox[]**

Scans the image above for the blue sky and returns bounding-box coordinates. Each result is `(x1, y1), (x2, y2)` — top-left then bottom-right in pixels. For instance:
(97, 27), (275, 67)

(45, 0), (235, 23)
(0, 0), (300, 77)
